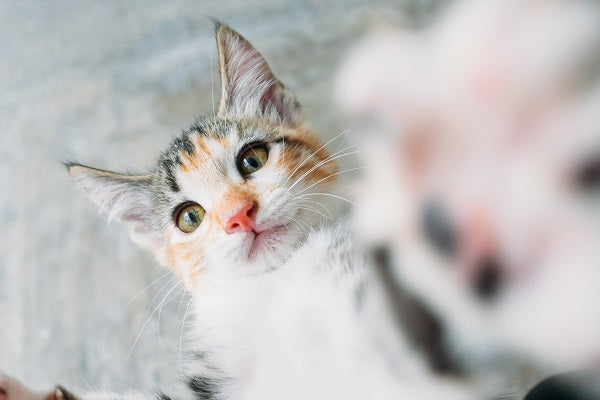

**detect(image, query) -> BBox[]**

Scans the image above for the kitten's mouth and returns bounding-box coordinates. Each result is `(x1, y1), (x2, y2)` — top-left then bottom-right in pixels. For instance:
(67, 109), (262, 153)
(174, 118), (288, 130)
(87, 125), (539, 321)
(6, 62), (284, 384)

(247, 225), (287, 260)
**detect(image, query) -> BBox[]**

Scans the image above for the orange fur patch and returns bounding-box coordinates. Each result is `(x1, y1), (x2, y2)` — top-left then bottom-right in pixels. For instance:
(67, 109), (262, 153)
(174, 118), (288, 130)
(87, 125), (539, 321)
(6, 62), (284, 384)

(217, 136), (231, 147)
(194, 134), (211, 154)
(180, 151), (201, 172)
(214, 182), (258, 228)
(166, 236), (206, 288)
(179, 136), (214, 173)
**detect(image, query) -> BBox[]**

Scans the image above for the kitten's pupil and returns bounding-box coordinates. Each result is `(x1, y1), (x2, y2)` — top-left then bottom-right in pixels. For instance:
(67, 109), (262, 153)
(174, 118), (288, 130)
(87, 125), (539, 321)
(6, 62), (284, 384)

(185, 211), (198, 224)
(176, 203), (205, 233)
(246, 156), (259, 169)
(238, 145), (269, 176)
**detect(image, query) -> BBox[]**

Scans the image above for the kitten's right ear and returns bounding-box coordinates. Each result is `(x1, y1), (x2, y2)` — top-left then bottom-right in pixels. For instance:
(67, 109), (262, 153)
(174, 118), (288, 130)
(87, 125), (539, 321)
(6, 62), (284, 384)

(68, 164), (166, 263)
(214, 22), (303, 126)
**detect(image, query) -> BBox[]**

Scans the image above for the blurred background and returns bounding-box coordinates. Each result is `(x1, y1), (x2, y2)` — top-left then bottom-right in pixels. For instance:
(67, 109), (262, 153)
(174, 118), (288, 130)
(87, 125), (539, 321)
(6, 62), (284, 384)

(0, 0), (446, 392)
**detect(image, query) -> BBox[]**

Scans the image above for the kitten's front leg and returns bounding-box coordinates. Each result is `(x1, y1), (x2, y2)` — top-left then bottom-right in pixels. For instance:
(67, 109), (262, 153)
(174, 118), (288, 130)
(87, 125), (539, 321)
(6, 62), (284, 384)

(0, 371), (75, 400)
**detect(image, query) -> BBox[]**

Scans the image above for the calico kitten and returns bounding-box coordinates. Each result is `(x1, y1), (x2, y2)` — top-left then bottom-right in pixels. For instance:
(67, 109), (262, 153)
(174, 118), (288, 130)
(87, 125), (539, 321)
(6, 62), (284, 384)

(1, 24), (350, 400)
(338, 0), (600, 397)
(68, 24), (340, 286)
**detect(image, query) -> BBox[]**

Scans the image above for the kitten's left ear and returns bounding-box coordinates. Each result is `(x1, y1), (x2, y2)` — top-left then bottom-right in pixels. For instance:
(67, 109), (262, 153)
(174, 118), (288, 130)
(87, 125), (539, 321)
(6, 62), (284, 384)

(215, 23), (303, 126)
(68, 164), (167, 264)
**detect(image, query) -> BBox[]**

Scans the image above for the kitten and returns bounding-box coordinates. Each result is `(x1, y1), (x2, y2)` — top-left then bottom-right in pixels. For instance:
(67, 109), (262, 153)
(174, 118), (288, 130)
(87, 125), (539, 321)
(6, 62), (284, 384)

(338, 0), (600, 396)
(68, 24), (340, 285)
(1, 23), (348, 400)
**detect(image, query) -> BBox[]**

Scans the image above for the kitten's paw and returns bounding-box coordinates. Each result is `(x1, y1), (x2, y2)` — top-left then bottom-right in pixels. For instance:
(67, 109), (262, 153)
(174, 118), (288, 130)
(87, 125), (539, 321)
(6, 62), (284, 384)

(50, 387), (78, 400)
(0, 371), (71, 400)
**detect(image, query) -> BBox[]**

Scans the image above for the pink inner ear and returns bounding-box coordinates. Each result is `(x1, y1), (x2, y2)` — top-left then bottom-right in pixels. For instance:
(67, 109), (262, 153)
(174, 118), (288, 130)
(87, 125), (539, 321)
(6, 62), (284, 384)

(231, 45), (262, 85)
(260, 83), (276, 114)
(222, 33), (297, 125)
(260, 82), (295, 124)
(121, 212), (157, 235)
(227, 37), (270, 95)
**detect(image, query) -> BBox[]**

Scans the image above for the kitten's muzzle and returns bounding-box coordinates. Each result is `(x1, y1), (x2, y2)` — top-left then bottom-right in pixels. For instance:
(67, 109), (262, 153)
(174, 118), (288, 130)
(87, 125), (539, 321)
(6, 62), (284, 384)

(225, 201), (258, 234)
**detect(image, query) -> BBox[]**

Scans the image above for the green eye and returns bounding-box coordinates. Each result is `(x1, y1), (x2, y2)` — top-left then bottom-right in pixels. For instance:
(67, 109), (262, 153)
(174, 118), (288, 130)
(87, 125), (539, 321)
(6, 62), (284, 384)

(238, 145), (268, 176)
(175, 203), (205, 233)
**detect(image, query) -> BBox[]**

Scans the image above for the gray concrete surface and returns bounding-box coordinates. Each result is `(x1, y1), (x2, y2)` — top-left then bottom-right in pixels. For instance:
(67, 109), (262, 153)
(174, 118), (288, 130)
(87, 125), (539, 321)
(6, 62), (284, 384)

(0, 0), (440, 393)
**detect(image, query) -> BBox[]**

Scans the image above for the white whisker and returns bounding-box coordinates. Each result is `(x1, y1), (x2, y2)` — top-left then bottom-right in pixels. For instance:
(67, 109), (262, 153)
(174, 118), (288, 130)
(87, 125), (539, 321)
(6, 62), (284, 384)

(122, 269), (173, 309)
(283, 215), (309, 234)
(285, 141), (361, 191)
(156, 284), (185, 354)
(282, 123), (358, 187)
(211, 44), (216, 116)
(294, 192), (358, 206)
(332, 124), (358, 154)
(294, 167), (365, 196)
(286, 149), (365, 193)
(143, 274), (178, 312)
(287, 198), (334, 217)
(179, 293), (194, 371)
(281, 133), (285, 168)
(296, 205), (334, 222)
(127, 280), (183, 360)
(286, 141), (361, 190)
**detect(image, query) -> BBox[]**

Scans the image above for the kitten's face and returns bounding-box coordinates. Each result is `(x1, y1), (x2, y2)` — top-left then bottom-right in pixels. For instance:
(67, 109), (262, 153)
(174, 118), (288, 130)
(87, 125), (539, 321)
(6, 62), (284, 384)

(156, 118), (334, 284)
(70, 25), (336, 287)
(340, 0), (600, 369)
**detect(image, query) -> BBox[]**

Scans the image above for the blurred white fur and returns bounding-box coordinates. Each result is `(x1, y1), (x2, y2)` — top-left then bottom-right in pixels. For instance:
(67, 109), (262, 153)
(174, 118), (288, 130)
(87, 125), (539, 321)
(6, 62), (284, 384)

(338, 0), (600, 377)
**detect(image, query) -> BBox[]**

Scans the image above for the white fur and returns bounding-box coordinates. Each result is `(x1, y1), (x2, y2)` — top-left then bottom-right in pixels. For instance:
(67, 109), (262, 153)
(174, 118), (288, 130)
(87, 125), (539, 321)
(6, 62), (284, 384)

(184, 223), (478, 400)
(339, 0), (600, 378)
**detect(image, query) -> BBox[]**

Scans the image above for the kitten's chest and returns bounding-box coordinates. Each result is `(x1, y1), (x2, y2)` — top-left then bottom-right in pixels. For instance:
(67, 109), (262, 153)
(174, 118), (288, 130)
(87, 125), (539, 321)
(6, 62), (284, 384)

(189, 276), (278, 372)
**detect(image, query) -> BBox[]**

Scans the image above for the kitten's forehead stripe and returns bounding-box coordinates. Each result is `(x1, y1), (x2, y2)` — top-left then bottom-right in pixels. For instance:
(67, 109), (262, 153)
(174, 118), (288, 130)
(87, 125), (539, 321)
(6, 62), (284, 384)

(189, 123), (207, 136)
(193, 135), (212, 157)
(160, 118), (232, 174)
(161, 157), (180, 192)
(217, 136), (231, 147)
(180, 150), (199, 172)
(174, 134), (196, 157)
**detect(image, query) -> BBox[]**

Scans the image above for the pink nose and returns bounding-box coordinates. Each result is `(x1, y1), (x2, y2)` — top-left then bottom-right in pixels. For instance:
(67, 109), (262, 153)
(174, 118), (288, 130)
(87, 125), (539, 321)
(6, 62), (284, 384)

(225, 201), (258, 233)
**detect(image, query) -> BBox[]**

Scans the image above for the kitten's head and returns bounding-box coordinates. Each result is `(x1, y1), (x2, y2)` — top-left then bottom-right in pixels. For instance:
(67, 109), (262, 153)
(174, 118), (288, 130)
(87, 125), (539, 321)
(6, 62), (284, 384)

(69, 25), (337, 287)
(339, 0), (600, 371)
